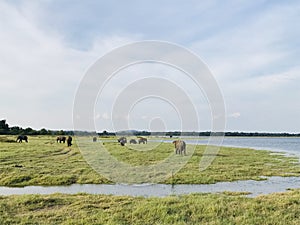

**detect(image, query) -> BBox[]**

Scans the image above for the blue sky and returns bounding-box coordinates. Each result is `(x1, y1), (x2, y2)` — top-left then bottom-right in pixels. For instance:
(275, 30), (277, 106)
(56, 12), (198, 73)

(1, 0), (300, 132)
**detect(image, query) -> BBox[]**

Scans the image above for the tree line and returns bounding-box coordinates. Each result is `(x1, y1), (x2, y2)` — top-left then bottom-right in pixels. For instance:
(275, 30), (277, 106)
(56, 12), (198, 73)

(1, 119), (299, 137)
(165, 131), (300, 137)
(0, 120), (73, 136)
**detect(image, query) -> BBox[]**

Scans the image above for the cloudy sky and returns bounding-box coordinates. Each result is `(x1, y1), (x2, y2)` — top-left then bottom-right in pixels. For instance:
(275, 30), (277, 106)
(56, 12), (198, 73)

(1, 0), (300, 133)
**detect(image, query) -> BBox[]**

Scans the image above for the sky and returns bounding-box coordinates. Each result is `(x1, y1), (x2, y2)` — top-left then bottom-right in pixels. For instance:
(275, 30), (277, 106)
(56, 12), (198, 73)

(1, 0), (300, 133)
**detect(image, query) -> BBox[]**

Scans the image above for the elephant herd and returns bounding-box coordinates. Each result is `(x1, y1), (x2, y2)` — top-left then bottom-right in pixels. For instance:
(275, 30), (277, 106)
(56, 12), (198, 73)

(117, 136), (187, 155)
(117, 137), (148, 146)
(56, 136), (72, 147)
(16, 135), (186, 155)
(16, 135), (72, 147)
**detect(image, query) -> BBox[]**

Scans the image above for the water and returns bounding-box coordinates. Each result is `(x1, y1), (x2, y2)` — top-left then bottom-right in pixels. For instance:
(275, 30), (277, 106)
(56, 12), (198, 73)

(0, 176), (299, 197)
(1, 137), (300, 197)
(181, 137), (300, 157)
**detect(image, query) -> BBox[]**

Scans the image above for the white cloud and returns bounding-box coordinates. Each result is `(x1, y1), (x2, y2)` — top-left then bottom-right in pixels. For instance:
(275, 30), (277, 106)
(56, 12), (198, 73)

(252, 67), (300, 91)
(0, 1), (137, 129)
(228, 112), (241, 118)
(1, 1), (300, 132)
(191, 2), (300, 82)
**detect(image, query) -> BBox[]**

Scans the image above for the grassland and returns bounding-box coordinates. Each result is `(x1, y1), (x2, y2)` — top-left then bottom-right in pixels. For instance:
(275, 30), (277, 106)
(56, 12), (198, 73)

(0, 135), (108, 186)
(0, 135), (299, 186)
(0, 190), (300, 224)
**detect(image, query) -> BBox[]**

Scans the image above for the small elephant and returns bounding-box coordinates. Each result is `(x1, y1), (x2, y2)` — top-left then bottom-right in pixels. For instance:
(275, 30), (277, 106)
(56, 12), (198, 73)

(93, 137), (97, 142)
(57, 136), (66, 143)
(120, 140), (126, 146)
(67, 136), (72, 147)
(118, 137), (127, 146)
(173, 140), (186, 155)
(16, 135), (28, 143)
(129, 139), (137, 144)
(138, 137), (147, 144)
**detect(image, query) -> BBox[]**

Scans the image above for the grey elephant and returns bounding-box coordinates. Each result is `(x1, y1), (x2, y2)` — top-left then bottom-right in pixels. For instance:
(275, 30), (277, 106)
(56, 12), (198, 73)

(138, 137), (147, 144)
(118, 137), (127, 146)
(67, 136), (72, 147)
(173, 140), (186, 155)
(16, 135), (28, 143)
(93, 137), (97, 142)
(129, 139), (137, 144)
(57, 136), (66, 143)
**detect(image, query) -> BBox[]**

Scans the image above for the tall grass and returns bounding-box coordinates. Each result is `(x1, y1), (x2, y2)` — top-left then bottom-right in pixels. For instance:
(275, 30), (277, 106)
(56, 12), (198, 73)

(0, 190), (300, 224)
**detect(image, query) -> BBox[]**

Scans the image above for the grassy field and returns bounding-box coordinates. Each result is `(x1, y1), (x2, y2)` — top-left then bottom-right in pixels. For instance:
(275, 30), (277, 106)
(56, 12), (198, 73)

(0, 135), (108, 186)
(0, 135), (299, 186)
(0, 190), (300, 224)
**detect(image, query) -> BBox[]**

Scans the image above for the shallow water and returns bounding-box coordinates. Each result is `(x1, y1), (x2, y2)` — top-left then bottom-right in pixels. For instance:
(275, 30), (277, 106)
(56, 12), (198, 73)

(1, 176), (300, 197)
(183, 137), (300, 156)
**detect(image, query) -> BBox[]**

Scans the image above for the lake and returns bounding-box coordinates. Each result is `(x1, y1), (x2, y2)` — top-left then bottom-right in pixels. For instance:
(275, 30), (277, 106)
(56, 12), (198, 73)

(181, 136), (300, 157)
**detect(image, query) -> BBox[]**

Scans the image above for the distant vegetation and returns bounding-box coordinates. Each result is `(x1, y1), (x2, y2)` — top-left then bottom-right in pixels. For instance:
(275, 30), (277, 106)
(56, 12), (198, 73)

(0, 119), (73, 136)
(1, 119), (300, 137)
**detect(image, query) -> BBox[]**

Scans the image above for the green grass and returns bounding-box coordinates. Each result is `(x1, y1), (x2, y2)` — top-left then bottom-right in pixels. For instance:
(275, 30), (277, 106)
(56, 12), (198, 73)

(0, 190), (300, 224)
(0, 135), (299, 186)
(0, 135), (108, 186)
(98, 141), (300, 184)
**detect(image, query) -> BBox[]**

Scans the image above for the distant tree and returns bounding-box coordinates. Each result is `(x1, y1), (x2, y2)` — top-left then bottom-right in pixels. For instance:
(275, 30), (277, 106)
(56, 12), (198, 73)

(0, 120), (9, 134)
(39, 128), (48, 135)
(65, 131), (74, 136)
(24, 127), (38, 135)
(10, 126), (22, 135)
(58, 130), (65, 135)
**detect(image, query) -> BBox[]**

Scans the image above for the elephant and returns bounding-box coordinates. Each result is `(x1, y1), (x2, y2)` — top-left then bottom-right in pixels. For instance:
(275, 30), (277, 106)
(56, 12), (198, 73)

(93, 137), (97, 142)
(16, 135), (28, 143)
(67, 136), (72, 147)
(56, 136), (66, 143)
(129, 139), (137, 144)
(138, 137), (147, 144)
(120, 139), (126, 146)
(118, 137), (127, 146)
(173, 140), (186, 155)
